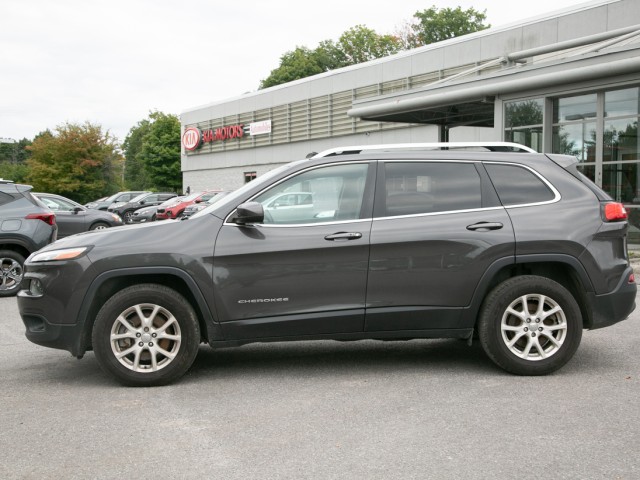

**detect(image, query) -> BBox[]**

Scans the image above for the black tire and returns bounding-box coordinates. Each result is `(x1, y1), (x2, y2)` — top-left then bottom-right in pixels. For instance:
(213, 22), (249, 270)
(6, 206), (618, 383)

(92, 284), (200, 387)
(478, 275), (582, 375)
(89, 222), (109, 231)
(0, 250), (26, 297)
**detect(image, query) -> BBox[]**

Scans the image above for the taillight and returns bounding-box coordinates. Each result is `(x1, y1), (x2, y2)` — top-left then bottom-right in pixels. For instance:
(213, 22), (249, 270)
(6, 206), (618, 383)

(26, 213), (56, 225)
(603, 202), (627, 222)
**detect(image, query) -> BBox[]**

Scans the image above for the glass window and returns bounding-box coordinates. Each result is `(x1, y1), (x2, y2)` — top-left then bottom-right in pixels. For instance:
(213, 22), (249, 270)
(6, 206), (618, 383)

(605, 88), (639, 117)
(253, 163), (369, 224)
(553, 94), (597, 122)
(552, 123), (596, 162)
(485, 164), (555, 206)
(504, 99), (544, 152)
(0, 191), (15, 207)
(604, 118), (639, 162)
(39, 196), (76, 211)
(382, 162), (481, 216)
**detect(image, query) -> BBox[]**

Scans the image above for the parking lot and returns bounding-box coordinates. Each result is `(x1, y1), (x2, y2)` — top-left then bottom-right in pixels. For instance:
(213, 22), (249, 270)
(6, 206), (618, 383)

(1, 293), (639, 479)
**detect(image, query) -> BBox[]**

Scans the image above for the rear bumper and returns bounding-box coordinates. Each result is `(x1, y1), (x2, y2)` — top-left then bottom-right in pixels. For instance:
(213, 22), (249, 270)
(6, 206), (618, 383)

(586, 265), (636, 330)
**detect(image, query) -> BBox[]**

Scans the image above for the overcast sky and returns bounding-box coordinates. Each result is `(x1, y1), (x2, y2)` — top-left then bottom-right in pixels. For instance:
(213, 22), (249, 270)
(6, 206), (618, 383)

(0, 0), (597, 143)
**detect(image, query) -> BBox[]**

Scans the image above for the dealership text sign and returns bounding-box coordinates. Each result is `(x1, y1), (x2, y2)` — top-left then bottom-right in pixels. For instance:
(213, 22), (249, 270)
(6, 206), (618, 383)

(183, 120), (272, 151)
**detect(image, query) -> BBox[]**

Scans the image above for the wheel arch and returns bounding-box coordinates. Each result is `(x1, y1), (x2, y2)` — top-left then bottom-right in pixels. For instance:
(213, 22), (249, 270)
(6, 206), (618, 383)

(464, 254), (594, 330)
(75, 267), (221, 356)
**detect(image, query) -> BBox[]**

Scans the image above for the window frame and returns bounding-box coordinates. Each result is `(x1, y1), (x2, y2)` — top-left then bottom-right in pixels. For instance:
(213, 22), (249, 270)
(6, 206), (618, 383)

(373, 159), (502, 220)
(225, 160), (376, 227)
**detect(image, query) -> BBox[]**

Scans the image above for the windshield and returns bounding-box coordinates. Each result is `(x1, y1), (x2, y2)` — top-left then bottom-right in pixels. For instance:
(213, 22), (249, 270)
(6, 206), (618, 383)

(130, 193), (149, 202)
(190, 161), (304, 219)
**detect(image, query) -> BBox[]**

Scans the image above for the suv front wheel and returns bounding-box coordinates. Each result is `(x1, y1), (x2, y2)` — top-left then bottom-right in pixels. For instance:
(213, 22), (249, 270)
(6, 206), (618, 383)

(478, 275), (582, 375)
(92, 284), (201, 386)
(0, 250), (26, 297)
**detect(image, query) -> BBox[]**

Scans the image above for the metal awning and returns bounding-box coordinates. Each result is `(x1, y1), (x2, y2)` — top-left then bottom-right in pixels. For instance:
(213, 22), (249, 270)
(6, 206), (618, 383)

(348, 24), (640, 129)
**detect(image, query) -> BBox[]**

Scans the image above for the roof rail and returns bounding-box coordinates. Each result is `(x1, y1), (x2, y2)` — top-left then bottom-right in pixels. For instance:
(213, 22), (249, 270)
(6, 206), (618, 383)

(313, 142), (536, 158)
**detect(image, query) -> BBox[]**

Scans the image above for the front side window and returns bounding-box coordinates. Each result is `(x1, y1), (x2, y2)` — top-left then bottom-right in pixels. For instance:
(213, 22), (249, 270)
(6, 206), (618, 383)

(39, 196), (77, 212)
(380, 162), (482, 217)
(252, 163), (369, 225)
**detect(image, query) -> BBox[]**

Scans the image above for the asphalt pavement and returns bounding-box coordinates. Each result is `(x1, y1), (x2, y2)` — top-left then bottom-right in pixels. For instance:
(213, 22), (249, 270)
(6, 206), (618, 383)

(1, 291), (639, 479)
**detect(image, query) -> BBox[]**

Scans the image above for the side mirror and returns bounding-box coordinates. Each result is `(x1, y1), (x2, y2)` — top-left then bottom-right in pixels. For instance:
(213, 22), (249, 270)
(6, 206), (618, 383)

(233, 202), (264, 225)
(73, 206), (83, 214)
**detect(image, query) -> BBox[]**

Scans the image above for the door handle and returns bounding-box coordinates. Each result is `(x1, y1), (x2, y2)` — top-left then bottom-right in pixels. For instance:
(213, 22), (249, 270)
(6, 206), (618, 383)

(466, 222), (503, 231)
(324, 232), (363, 241)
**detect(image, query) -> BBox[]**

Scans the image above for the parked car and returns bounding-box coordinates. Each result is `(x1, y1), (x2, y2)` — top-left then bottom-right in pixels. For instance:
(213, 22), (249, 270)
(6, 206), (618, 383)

(156, 190), (225, 220)
(17, 142), (637, 386)
(0, 180), (57, 297)
(108, 192), (178, 224)
(262, 191), (315, 223)
(85, 191), (149, 211)
(130, 197), (184, 224)
(181, 191), (230, 218)
(34, 193), (123, 238)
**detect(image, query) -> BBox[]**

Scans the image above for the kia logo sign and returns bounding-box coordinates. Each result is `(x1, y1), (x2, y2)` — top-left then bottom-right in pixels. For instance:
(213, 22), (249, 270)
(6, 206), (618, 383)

(182, 127), (202, 151)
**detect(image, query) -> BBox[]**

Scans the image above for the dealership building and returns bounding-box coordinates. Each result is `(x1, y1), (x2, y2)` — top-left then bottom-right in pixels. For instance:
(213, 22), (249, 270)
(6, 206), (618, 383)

(180, 0), (640, 237)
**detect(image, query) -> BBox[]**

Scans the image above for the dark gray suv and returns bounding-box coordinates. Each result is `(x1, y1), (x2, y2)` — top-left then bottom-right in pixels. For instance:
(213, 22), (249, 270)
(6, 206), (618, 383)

(0, 180), (57, 296)
(17, 143), (636, 386)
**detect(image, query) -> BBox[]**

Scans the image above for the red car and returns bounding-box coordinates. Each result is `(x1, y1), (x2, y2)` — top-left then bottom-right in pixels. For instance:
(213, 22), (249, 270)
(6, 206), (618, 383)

(155, 191), (224, 220)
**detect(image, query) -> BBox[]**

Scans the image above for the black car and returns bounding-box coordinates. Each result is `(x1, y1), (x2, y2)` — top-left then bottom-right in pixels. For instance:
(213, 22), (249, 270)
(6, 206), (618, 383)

(34, 193), (123, 238)
(0, 180), (57, 296)
(18, 143), (636, 386)
(85, 191), (149, 211)
(108, 192), (178, 224)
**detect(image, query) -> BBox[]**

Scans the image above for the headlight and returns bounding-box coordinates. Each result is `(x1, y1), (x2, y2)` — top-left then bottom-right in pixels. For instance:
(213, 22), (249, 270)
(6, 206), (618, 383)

(110, 213), (122, 222)
(30, 247), (89, 262)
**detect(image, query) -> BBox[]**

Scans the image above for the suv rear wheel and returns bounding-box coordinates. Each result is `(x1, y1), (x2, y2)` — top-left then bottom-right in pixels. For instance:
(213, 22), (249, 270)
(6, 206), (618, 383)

(478, 275), (582, 375)
(0, 250), (26, 297)
(92, 284), (201, 387)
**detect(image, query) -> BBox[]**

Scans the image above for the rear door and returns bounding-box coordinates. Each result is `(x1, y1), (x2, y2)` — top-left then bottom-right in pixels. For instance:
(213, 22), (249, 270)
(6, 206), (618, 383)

(365, 160), (515, 331)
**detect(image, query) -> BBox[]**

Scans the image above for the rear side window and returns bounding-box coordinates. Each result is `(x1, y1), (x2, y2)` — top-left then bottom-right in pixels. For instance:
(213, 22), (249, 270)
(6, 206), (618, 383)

(381, 162), (482, 216)
(0, 191), (16, 207)
(485, 164), (555, 206)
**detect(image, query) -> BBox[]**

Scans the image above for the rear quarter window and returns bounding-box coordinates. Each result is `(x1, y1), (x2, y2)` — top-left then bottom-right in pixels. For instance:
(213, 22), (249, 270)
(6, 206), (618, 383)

(485, 163), (556, 206)
(0, 191), (16, 207)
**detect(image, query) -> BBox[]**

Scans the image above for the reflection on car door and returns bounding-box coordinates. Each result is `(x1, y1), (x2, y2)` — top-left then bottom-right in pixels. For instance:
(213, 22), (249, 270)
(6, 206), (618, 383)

(365, 160), (515, 331)
(213, 162), (375, 340)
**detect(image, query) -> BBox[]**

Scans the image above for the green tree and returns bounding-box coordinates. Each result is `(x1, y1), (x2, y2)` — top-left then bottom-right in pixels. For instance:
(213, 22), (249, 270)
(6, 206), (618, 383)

(408, 6), (490, 48)
(0, 138), (33, 182)
(26, 122), (123, 204)
(260, 47), (326, 89)
(128, 111), (181, 193)
(122, 118), (152, 189)
(336, 25), (401, 65)
(260, 27), (401, 89)
(260, 6), (490, 89)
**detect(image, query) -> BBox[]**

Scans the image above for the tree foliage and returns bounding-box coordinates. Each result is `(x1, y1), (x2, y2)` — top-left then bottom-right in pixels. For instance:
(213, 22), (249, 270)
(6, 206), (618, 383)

(122, 118), (151, 189)
(122, 111), (181, 193)
(260, 5), (490, 89)
(408, 6), (489, 48)
(0, 138), (32, 183)
(337, 25), (401, 65)
(25, 123), (123, 204)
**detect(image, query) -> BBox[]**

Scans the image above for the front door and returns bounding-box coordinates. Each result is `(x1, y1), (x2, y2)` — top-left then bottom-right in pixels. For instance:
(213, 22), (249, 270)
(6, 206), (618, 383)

(213, 162), (374, 340)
